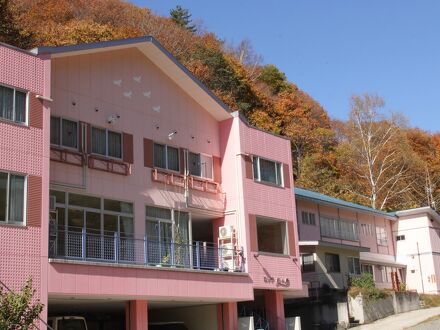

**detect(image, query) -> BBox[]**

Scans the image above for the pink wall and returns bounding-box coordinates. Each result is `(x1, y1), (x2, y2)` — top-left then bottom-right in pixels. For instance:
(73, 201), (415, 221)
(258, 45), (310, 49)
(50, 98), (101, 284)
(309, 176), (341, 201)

(0, 44), (50, 326)
(48, 262), (253, 301)
(225, 116), (302, 292)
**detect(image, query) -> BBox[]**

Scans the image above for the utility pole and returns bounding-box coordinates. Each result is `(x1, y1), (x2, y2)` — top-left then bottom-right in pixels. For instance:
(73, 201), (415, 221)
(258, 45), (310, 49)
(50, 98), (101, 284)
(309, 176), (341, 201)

(416, 242), (425, 294)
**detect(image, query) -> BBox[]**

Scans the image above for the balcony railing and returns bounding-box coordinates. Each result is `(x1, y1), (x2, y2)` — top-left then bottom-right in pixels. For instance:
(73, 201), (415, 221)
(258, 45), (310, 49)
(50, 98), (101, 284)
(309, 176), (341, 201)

(48, 229), (244, 272)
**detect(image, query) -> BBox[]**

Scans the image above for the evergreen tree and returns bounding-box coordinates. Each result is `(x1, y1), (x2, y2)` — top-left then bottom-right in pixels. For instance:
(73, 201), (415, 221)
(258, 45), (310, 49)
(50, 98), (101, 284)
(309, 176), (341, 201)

(170, 5), (196, 33)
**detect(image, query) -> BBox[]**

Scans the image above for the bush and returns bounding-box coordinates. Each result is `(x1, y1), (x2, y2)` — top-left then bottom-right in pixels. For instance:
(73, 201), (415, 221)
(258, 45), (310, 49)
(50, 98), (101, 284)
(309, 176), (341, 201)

(350, 272), (375, 289)
(348, 272), (389, 301)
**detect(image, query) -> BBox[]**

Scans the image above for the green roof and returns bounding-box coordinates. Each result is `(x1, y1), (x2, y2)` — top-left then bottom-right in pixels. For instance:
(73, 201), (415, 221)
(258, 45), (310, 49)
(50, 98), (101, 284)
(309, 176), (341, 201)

(294, 187), (395, 218)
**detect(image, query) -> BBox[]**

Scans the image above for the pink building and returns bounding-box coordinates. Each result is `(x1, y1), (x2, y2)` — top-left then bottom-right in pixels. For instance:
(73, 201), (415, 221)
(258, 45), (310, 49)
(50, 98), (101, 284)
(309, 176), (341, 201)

(25, 37), (304, 329)
(295, 188), (405, 293)
(0, 43), (51, 328)
(394, 207), (440, 294)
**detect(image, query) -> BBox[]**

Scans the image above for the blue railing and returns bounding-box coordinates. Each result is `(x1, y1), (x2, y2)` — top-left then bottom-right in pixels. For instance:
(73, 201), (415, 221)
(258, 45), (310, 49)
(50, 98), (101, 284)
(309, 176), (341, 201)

(49, 229), (244, 272)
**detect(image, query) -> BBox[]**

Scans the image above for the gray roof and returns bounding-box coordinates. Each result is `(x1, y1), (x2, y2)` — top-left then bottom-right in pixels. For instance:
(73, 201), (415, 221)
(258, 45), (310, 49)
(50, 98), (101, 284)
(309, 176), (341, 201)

(294, 187), (395, 218)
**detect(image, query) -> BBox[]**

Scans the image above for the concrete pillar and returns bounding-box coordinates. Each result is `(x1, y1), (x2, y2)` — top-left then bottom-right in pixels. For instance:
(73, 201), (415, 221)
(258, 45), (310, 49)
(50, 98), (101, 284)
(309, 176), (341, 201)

(264, 290), (285, 330)
(217, 302), (238, 330)
(126, 300), (148, 330)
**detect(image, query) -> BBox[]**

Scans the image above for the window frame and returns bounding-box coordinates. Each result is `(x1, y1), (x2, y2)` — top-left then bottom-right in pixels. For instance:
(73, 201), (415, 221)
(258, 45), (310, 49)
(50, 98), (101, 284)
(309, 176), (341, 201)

(0, 83), (29, 125)
(301, 253), (315, 273)
(376, 226), (388, 246)
(252, 156), (284, 187)
(153, 142), (180, 173)
(301, 211), (316, 226)
(325, 253), (341, 273)
(256, 216), (288, 256)
(0, 171), (27, 225)
(50, 116), (80, 150)
(347, 257), (361, 275)
(91, 126), (123, 160)
(188, 151), (214, 180)
(396, 234), (405, 241)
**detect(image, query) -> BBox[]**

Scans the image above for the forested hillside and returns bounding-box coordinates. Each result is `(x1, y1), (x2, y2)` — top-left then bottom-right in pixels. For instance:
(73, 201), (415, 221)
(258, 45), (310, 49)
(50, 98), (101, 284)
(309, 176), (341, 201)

(1, 0), (440, 211)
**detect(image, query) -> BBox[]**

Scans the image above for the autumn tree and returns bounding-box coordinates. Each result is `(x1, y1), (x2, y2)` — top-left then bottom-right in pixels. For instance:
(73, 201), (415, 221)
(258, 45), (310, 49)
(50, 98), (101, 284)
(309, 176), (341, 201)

(170, 5), (196, 32)
(338, 94), (413, 210)
(0, 0), (32, 48)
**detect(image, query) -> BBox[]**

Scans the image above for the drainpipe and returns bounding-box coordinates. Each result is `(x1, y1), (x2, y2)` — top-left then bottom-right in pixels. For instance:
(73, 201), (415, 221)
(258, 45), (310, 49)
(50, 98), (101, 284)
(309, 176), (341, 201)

(416, 242), (425, 294)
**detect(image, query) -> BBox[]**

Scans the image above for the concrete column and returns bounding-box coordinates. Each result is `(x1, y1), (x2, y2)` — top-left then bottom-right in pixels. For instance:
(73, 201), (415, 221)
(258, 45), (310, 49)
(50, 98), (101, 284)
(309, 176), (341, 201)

(217, 302), (238, 330)
(264, 290), (285, 330)
(126, 300), (148, 330)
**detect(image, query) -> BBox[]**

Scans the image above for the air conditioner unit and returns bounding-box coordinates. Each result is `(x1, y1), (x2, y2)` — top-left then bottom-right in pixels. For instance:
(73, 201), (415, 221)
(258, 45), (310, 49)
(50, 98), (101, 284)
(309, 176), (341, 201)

(49, 196), (56, 212)
(219, 243), (235, 258)
(219, 225), (234, 239)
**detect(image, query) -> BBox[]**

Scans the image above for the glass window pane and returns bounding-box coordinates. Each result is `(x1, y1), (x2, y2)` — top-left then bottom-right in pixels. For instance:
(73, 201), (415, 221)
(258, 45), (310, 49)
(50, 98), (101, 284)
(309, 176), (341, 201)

(69, 193), (100, 209)
(0, 173), (7, 221)
(120, 217), (134, 237)
(50, 117), (60, 145)
(153, 143), (166, 169)
(15, 90), (26, 123)
(276, 163), (282, 185)
(146, 220), (160, 240)
(0, 86), (14, 120)
(259, 158), (277, 184)
(86, 211), (101, 234)
(68, 209), (84, 231)
(50, 190), (65, 204)
(167, 146), (179, 171)
(104, 214), (118, 234)
(253, 157), (259, 180)
(108, 130), (122, 158)
(188, 152), (201, 176)
(104, 199), (133, 214)
(92, 127), (106, 155)
(174, 211), (189, 243)
(62, 119), (78, 148)
(8, 175), (25, 223)
(201, 154), (213, 179)
(146, 206), (171, 220)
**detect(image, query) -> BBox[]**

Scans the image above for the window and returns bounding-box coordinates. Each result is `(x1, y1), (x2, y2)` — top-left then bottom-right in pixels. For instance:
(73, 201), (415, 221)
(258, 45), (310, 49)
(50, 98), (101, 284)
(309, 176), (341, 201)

(301, 253), (315, 272)
(153, 143), (179, 171)
(188, 152), (213, 179)
(376, 226), (388, 245)
(0, 172), (26, 224)
(92, 127), (122, 159)
(253, 156), (283, 186)
(50, 191), (134, 259)
(361, 223), (374, 236)
(361, 264), (373, 275)
(320, 215), (359, 241)
(50, 116), (78, 149)
(256, 217), (287, 255)
(348, 257), (361, 275)
(325, 253), (340, 273)
(301, 211), (316, 226)
(396, 235), (405, 241)
(0, 85), (27, 123)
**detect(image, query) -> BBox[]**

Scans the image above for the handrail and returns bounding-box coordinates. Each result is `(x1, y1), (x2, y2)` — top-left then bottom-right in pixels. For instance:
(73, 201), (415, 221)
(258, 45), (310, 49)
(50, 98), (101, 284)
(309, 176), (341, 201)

(49, 229), (245, 272)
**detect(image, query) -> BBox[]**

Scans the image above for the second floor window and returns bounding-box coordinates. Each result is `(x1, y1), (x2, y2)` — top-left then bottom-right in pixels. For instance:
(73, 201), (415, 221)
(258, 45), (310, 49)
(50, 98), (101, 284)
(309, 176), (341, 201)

(50, 117), (78, 149)
(376, 226), (388, 245)
(320, 215), (359, 241)
(302, 211), (316, 225)
(188, 152), (213, 179)
(253, 156), (283, 186)
(0, 85), (27, 124)
(154, 143), (179, 172)
(0, 172), (26, 224)
(92, 127), (122, 159)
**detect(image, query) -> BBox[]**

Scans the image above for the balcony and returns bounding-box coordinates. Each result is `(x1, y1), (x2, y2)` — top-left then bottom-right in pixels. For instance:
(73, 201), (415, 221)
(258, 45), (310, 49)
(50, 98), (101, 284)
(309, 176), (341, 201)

(48, 228), (244, 272)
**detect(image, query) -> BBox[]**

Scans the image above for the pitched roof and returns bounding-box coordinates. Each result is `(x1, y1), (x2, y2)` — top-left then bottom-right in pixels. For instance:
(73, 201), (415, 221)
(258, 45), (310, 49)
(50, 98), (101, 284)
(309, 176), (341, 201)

(294, 187), (395, 219)
(32, 36), (233, 121)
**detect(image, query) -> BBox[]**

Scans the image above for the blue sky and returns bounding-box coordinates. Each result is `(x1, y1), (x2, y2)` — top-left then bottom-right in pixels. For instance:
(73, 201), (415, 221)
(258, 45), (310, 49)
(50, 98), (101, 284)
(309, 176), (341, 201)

(133, 1), (440, 132)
